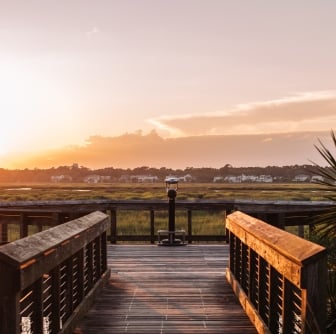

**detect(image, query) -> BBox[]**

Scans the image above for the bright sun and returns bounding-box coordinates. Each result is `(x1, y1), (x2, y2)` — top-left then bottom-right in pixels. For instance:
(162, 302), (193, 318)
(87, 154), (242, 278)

(0, 62), (60, 155)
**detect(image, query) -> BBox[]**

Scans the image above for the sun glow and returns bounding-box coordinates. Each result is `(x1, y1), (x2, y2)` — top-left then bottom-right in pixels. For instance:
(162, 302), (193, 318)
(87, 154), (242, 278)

(0, 61), (68, 155)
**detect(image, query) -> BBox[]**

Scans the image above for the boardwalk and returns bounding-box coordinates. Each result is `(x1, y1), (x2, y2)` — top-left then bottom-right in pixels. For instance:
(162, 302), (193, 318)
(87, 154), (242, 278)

(76, 244), (257, 334)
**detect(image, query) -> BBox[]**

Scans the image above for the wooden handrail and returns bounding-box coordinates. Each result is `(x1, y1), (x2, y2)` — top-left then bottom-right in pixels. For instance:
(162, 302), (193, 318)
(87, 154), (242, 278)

(0, 211), (109, 334)
(0, 199), (333, 244)
(226, 211), (327, 334)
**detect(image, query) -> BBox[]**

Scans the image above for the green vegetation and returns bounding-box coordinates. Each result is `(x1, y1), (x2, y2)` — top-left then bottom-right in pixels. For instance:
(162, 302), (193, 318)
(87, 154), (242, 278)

(310, 130), (336, 332)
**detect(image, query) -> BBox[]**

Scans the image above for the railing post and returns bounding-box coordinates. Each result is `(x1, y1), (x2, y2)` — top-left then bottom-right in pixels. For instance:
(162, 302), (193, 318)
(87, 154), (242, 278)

(110, 209), (117, 244)
(187, 209), (192, 244)
(101, 232), (107, 273)
(0, 263), (20, 333)
(0, 221), (8, 244)
(277, 212), (285, 229)
(19, 213), (28, 239)
(150, 210), (155, 244)
(94, 236), (102, 280)
(302, 254), (328, 333)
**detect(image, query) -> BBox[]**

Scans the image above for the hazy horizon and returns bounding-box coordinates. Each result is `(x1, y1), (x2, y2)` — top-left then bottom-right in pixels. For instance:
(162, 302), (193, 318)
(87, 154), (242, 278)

(2, 129), (332, 170)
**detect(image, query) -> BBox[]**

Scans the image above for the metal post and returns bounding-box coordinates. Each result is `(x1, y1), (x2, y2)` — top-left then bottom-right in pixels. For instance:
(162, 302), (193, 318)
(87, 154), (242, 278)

(158, 177), (186, 246)
(168, 189), (176, 243)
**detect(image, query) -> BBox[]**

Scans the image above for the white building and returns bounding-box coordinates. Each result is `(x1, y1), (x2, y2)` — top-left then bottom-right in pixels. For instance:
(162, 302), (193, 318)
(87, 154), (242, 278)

(51, 175), (73, 183)
(131, 175), (159, 183)
(256, 175), (273, 183)
(293, 174), (310, 182)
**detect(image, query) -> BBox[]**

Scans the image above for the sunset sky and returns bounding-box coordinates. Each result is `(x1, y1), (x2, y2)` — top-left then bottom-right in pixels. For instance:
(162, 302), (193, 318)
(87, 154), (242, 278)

(1, 1), (336, 168)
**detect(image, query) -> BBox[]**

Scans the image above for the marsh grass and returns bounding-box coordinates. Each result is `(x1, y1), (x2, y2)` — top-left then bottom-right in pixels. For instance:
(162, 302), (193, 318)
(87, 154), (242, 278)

(0, 182), (329, 242)
(0, 182), (331, 202)
(115, 209), (226, 240)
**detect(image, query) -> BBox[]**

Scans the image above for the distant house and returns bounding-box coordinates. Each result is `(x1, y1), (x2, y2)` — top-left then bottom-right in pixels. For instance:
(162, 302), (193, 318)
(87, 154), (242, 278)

(131, 175), (159, 183)
(256, 175), (273, 183)
(100, 175), (112, 182)
(213, 176), (224, 183)
(179, 174), (193, 182)
(221, 174), (273, 183)
(83, 175), (111, 183)
(310, 175), (324, 183)
(51, 175), (73, 183)
(84, 175), (101, 183)
(241, 174), (259, 182)
(224, 175), (242, 183)
(293, 174), (310, 182)
(119, 175), (131, 182)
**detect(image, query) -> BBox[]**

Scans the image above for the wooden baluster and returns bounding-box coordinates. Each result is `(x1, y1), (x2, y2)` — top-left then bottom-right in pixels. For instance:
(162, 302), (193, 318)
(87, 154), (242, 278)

(50, 266), (61, 333)
(31, 277), (44, 334)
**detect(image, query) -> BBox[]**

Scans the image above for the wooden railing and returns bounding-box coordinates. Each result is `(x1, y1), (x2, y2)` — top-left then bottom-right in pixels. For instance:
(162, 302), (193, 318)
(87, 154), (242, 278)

(226, 211), (327, 334)
(0, 199), (333, 244)
(0, 211), (109, 334)
(0, 200), (232, 244)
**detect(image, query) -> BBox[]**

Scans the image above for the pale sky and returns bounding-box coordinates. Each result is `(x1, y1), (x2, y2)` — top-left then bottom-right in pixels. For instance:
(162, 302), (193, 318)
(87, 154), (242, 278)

(1, 0), (336, 167)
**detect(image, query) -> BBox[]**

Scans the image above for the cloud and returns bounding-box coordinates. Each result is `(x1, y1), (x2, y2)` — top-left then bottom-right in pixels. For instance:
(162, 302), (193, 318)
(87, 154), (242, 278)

(86, 26), (100, 38)
(5, 130), (330, 169)
(148, 91), (336, 137)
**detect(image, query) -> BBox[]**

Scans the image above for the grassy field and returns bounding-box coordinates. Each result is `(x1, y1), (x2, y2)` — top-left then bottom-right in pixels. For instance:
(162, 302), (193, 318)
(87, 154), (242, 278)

(1, 182), (331, 242)
(0, 182), (332, 202)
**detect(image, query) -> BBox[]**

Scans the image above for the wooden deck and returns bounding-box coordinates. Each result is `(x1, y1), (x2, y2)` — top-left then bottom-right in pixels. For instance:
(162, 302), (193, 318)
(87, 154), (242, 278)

(76, 244), (257, 333)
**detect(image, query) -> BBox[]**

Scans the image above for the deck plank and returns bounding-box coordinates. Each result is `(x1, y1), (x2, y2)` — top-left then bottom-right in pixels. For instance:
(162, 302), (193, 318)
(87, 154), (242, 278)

(76, 244), (257, 333)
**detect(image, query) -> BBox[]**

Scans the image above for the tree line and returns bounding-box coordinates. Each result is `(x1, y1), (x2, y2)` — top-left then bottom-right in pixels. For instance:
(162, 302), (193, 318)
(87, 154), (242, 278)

(0, 164), (325, 183)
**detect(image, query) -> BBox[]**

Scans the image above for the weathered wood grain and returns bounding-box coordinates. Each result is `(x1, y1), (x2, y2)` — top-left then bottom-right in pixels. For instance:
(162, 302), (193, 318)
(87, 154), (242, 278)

(76, 244), (257, 333)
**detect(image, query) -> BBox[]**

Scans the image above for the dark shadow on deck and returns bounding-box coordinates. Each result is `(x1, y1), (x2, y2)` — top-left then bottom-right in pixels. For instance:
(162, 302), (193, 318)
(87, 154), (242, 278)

(76, 244), (257, 334)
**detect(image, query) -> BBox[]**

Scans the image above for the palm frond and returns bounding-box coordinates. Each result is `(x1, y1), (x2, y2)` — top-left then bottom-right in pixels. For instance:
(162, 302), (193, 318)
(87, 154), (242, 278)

(312, 130), (336, 330)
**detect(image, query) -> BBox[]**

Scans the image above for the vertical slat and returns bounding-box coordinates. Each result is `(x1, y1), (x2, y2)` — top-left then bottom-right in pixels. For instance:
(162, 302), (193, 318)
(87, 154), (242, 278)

(258, 257), (268, 321)
(31, 278), (44, 334)
(283, 279), (296, 333)
(50, 267), (61, 333)
(66, 257), (74, 315)
(269, 267), (282, 332)
(249, 249), (258, 308)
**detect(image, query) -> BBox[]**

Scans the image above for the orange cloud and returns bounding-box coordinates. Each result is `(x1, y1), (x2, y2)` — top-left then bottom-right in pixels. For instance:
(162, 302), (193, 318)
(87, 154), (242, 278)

(148, 91), (336, 137)
(4, 130), (331, 169)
